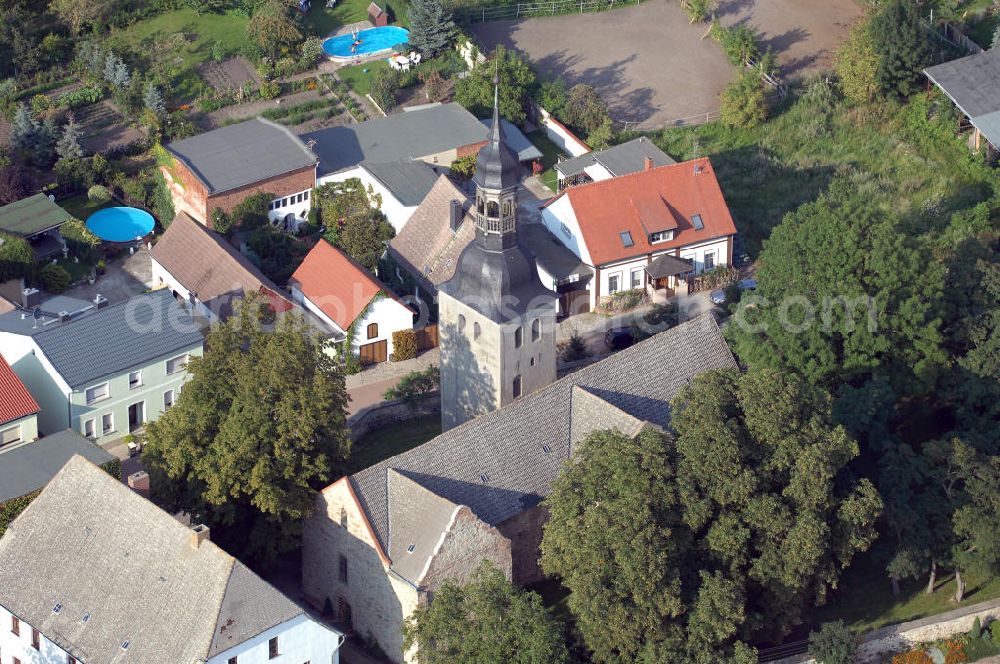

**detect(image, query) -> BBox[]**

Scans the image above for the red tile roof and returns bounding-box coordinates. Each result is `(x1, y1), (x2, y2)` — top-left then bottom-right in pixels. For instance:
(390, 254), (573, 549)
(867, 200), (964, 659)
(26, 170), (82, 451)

(0, 355), (39, 426)
(545, 157), (737, 266)
(290, 240), (408, 330)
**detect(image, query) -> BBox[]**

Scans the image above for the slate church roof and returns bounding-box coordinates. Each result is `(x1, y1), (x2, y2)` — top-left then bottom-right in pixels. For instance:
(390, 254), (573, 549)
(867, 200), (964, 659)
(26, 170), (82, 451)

(0, 456), (328, 664)
(343, 314), (736, 584)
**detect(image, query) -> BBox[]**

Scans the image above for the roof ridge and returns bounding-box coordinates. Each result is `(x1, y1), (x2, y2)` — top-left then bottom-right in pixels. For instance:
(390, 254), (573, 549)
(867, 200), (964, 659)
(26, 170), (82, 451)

(31, 289), (171, 341)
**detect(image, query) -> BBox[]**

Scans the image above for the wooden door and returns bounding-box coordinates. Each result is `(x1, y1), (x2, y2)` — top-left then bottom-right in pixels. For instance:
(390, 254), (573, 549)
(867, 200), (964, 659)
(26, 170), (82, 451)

(359, 340), (388, 364)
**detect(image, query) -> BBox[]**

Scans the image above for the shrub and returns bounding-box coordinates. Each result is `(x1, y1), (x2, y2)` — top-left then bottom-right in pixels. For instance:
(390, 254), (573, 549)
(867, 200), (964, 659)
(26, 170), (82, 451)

(0, 234), (34, 282)
(808, 621), (856, 664)
(383, 365), (440, 408)
(38, 262), (71, 293)
(211, 207), (233, 236)
(835, 21), (879, 105)
(300, 37), (324, 67)
(684, 0), (713, 23)
(720, 70), (768, 129)
(232, 192), (274, 230)
(391, 329), (418, 361)
(370, 69), (400, 113)
(30, 93), (51, 115)
(60, 219), (101, 261)
(88, 184), (112, 203)
(559, 329), (589, 363)
(971, 617), (983, 640)
(450, 154), (477, 180)
(57, 85), (103, 110)
(258, 80), (280, 100)
(712, 23), (761, 66)
(606, 288), (647, 312)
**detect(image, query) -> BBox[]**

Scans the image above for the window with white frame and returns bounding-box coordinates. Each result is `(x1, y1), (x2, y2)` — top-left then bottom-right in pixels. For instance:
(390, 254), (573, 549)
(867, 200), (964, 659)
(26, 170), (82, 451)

(704, 251), (716, 271)
(101, 413), (114, 435)
(1, 425), (21, 447)
(128, 370), (142, 389)
(165, 354), (188, 375)
(84, 418), (96, 438)
(608, 273), (621, 294)
(85, 383), (109, 404)
(631, 268), (643, 290)
(649, 230), (673, 243)
(164, 389), (175, 409)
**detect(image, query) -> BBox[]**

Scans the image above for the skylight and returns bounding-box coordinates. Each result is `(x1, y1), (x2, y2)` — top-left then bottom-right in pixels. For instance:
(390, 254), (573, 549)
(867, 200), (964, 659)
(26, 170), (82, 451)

(121, 640), (131, 651)
(692, 214), (704, 230)
(619, 231), (634, 248)
(407, 544), (416, 553)
(52, 603), (62, 614)
(81, 613), (91, 623)
(479, 473), (490, 483)
(542, 444), (552, 454)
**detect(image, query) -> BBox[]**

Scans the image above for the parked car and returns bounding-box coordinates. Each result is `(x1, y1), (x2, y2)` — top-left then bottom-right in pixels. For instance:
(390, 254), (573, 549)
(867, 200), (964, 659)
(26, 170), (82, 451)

(709, 289), (727, 305)
(738, 278), (757, 291)
(605, 327), (635, 351)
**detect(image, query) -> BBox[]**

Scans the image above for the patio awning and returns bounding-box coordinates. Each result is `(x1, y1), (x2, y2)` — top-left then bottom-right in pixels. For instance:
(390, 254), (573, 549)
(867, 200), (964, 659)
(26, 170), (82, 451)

(645, 254), (693, 279)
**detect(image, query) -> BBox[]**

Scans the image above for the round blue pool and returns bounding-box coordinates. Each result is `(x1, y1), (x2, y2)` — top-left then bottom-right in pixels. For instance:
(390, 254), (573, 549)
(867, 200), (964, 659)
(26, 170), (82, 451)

(85, 207), (155, 243)
(322, 26), (409, 58)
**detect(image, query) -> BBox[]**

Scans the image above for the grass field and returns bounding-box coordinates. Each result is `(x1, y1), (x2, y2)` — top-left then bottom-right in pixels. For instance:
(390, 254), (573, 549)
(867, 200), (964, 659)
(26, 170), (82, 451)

(346, 415), (441, 473)
(303, 0), (411, 37)
(645, 85), (997, 258)
(337, 59), (391, 95)
(813, 554), (1000, 633)
(59, 194), (115, 221)
(108, 9), (249, 100)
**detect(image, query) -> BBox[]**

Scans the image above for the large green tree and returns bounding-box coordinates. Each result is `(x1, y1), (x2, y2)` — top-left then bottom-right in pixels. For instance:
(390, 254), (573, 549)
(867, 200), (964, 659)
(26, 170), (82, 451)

(407, 0), (456, 57)
(869, 0), (933, 98)
(543, 368), (883, 663)
(246, 0), (303, 63)
(455, 45), (536, 124)
(727, 182), (946, 394)
(403, 562), (573, 664)
(143, 295), (350, 566)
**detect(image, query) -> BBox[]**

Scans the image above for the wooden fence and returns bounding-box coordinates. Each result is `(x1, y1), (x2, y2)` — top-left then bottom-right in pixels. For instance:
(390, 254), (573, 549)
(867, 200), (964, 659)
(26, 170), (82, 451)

(455, 0), (641, 23)
(416, 323), (439, 351)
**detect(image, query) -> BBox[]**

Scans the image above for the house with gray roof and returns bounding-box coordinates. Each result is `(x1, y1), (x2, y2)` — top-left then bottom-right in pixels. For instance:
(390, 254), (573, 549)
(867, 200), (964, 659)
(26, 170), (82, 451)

(0, 289), (204, 444)
(162, 117), (319, 228)
(301, 103), (541, 232)
(302, 314), (736, 663)
(925, 49), (1000, 152)
(554, 136), (675, 189)
(0, 455), (344, 664)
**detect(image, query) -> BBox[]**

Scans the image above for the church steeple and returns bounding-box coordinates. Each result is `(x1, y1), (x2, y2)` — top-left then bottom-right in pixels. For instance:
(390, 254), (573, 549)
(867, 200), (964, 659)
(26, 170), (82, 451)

(472, 79), (521, 252)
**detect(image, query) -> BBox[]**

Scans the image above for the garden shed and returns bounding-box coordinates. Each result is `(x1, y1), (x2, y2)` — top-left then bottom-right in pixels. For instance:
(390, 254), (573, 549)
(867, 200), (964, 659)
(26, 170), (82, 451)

(925, 49), (1000, 154)
(368, 2), (388, 26)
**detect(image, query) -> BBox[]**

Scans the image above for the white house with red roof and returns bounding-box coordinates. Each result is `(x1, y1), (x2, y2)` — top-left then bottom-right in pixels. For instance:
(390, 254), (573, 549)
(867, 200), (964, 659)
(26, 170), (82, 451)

(540, 156), (738, 310)
(289, 240), (414, 364)
(0, 355), (40, 449)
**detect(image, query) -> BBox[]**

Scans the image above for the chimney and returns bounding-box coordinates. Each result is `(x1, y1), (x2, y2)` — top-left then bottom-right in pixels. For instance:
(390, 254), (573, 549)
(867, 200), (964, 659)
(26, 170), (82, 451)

(643, 156), (654, 172)
(449, 200), (463, 232)
(21, 287), (39, 309)
(127, 471), (150, 499)
(94, 294), (108, 310)
(58, 311), (70, 323)
(191, 524), (211, 549)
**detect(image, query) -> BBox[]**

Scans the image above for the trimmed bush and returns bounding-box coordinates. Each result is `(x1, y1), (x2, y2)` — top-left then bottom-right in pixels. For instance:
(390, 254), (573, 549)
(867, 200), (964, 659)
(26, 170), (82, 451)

(391, 329), (418, 362)
(87, 184), (112, 204)
(39, 262), (71, 293)
(809, 621), (855, 664)
(383, 365), (440, 409)
(211, 208), (233, 236)
(607, 288), (647, 312)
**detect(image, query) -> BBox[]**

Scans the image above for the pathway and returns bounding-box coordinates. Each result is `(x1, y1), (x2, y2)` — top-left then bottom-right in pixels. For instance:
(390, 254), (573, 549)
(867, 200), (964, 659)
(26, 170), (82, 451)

(346, 348), (440, 416)
(69, 249), (152, 305)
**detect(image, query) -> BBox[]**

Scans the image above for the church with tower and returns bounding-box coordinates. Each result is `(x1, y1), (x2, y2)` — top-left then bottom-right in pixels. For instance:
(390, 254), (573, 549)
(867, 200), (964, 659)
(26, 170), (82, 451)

(437, 88), (558, 431)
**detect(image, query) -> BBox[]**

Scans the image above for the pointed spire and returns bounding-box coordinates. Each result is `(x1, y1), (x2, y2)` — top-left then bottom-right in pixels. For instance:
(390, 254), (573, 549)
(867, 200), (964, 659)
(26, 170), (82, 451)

(490, 65), (503, 146)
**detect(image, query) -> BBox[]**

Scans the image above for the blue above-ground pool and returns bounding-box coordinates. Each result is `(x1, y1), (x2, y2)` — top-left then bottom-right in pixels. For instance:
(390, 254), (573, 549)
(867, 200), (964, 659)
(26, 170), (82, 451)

(322, 26), (409, 58)
(85, 207), (155, 243)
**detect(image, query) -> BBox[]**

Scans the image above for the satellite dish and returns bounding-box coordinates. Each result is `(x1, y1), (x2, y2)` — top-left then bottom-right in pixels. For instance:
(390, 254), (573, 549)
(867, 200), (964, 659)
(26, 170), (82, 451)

(47, 194), (55, 202)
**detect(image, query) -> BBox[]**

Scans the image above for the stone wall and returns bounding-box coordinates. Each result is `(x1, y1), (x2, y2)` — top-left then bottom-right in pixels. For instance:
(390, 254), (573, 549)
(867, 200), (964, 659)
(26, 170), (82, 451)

(497, 504), (549, 585)
(421, 506), (513, 592)
(348, 393), (440, 442)
(765, 598), (1000, 664)
(302, 480), (416, 664)
(207, 165), (316, 222)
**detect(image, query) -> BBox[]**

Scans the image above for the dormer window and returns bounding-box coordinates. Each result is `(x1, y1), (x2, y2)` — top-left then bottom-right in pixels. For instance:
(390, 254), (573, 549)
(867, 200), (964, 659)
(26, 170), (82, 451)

(649, 230), (673, 244)
(619, 231), (634, 248)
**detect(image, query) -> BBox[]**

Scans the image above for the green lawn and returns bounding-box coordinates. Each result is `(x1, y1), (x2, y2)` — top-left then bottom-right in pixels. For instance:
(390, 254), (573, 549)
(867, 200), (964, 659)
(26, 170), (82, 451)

(303, 0), (411, 37)
(813, 554), (1000, 633)
(347, 415), (441, 473)
(58, 194), (114, 221)
(108, 9), (249, 100)
(644, 88), (997, 258)
(337, 59), (392, 96)
(527, 130), (565, 192)
(55, 256), (94, 282)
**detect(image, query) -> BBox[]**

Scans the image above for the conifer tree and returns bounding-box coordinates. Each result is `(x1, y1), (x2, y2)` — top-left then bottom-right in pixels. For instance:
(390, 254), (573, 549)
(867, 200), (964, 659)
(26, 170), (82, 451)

(56, 113), (84, 160)
(408, 0), (456, 57)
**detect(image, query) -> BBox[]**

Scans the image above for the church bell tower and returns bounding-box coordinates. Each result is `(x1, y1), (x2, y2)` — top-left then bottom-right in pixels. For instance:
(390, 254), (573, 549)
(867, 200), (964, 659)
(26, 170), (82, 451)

(437, 83), (558, 431)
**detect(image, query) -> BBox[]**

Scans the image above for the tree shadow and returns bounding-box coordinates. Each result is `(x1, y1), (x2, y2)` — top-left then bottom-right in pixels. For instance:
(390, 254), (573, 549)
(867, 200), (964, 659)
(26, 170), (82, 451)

(438, 317), (498, 430)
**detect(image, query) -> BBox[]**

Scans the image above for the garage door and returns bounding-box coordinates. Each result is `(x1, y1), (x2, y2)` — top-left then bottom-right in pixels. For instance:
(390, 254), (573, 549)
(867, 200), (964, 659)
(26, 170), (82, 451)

(359, 340), (388, 365)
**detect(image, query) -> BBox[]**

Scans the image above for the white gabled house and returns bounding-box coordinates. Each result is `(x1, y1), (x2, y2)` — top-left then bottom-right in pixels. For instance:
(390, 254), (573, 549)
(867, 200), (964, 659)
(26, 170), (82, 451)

(0, 455), (344, 664)
(540, 157), (738, 311)
(290, 240), (414, 364)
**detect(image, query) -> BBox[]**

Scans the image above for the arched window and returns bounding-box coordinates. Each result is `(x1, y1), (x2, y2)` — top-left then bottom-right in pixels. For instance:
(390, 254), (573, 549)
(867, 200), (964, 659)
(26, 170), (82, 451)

(477, 196), (485, 214)
(474, 322), (481, 340)
(367, 323), (378, 339)
(486, 200), (500, 218)
(514, 326), (523, 348)
(531, 318), (540, 341)
(513, 375), (522, 399)
(458, 314), (466, 333)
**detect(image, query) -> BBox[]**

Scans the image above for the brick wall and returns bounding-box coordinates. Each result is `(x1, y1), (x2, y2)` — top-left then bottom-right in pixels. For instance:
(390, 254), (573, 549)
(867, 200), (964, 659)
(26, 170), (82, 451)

(207, 164), (316, 221)
(161, 160), (316, 226)
(497, 505), (549, 585)
(456, 141), (489, 160)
